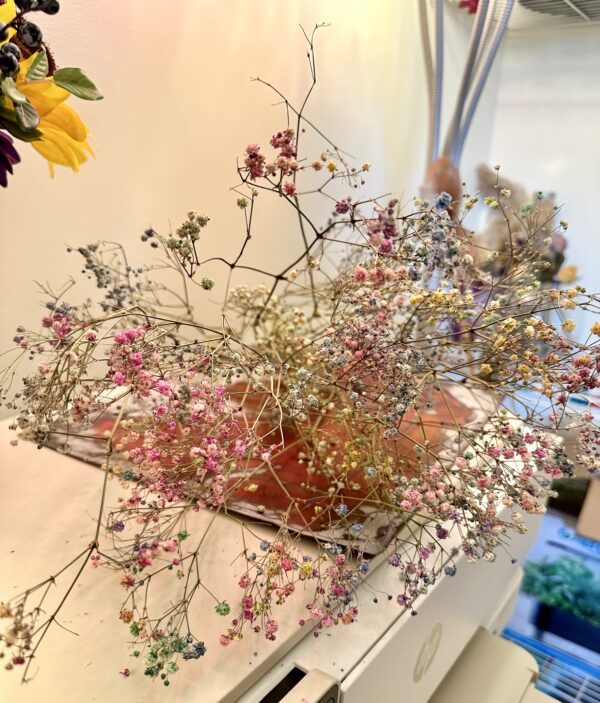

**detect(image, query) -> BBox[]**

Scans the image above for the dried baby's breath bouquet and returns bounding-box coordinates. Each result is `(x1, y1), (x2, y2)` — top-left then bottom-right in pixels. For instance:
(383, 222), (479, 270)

(1, 28), (599, 687)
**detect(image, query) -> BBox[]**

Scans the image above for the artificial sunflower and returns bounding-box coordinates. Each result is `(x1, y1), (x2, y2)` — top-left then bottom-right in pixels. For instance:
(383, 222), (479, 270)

(16, 53), (94, 176)
(0, 0), (101, 182)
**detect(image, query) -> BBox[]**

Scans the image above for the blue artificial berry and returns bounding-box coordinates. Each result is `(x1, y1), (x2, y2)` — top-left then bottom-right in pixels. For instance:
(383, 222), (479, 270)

(39, 0), (60, 14)
(1, 43), (22, 61)
(16, 0), (38, 10)
(17, 21), (43, 49)
(0, 52), (19, 76)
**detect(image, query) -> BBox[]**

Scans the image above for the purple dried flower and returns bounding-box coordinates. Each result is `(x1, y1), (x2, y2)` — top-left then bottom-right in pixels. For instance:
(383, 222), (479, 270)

(551, 232), (567, 253)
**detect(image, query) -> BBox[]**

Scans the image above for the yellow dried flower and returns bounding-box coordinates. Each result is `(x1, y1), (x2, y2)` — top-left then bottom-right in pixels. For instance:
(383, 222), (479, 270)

(300, 560), (314, 578)
(501, 317), (518, 330)
(557, 265), (578, 284)
(119, 609), (134, 624)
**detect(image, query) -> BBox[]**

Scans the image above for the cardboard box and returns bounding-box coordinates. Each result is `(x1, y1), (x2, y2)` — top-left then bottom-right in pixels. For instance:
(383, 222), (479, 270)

(576, 478), (600, 543)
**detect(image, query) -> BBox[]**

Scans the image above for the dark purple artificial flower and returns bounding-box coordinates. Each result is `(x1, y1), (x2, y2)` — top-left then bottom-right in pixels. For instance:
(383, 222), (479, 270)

(0, 130), (20, 187)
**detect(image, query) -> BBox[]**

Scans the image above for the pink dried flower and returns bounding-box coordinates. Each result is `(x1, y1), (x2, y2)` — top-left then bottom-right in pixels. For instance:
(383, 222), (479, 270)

(244, 144), (266, 180)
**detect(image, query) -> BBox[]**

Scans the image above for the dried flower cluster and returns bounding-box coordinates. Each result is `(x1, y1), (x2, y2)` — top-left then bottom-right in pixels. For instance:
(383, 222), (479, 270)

(1, 29), (599, 688)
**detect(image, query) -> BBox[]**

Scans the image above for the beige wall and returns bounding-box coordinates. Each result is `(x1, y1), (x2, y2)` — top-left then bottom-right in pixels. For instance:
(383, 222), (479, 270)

(0, 1), (493, 415)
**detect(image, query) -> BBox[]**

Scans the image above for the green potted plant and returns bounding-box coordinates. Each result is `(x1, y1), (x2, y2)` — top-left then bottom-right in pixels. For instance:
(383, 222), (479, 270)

(523, 556), (600, 653)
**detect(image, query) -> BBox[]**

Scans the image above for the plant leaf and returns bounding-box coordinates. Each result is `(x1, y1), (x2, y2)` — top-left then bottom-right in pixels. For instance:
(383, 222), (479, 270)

(53, 67), (103, 101)
(1, 77), (27, 104)
(27, 49), (49, 81)
(15, 100), (40, 131)
(0, 105), (42, 141)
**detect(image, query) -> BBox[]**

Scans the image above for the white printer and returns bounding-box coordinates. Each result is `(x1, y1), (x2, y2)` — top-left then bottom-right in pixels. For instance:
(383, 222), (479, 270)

(239, 510), (554, 703)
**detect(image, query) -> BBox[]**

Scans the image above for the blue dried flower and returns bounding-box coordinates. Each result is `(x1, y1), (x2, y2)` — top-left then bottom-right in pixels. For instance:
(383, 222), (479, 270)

(182, 641), (207, 660)
(335, 504), (349, 517)
(434, 192), (452, 210)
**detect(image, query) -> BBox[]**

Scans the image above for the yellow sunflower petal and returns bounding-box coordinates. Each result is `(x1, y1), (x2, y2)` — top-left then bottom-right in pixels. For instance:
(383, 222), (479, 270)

(0, 1), (16, 28)
(18, 81), (70, 117)
(30, 134), (79, 172)
(30, 126), (89, 173)
(16, 53), (38, 77)
(41, 102), (89, 142)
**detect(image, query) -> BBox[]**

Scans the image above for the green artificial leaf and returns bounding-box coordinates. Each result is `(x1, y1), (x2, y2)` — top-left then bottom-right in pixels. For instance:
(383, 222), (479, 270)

(1, 77), (27, 104)
(15, 100), (40, 131)
(0, 104), (42, 141)
(53, 67), (103, 101)
(27, 49), (49, 81)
